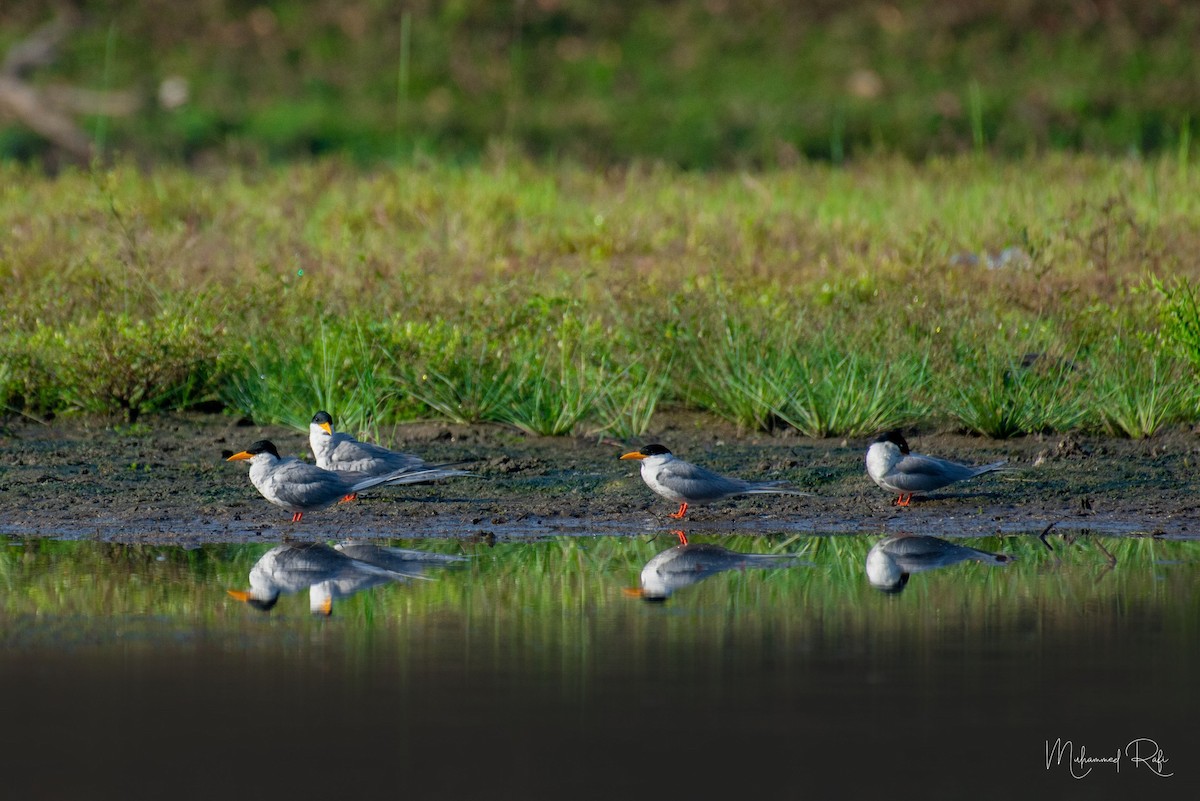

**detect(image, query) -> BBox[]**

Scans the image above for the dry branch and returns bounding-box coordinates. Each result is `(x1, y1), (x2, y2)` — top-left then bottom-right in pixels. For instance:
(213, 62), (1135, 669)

(0, 8), (138, 164)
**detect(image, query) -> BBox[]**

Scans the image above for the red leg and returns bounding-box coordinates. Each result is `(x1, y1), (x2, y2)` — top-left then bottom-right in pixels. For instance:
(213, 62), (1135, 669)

(338, 493), (358, 504)
(673, 530), (689, 546)
(896, 493), (912, 507)
(291, 512), (304, 522)
(668, 502), (689, 519)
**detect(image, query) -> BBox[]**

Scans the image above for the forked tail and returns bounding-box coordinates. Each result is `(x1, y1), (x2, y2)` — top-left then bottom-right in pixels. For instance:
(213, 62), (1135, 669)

(744, 481), (813, 497)
(971, 460), (1009, 477)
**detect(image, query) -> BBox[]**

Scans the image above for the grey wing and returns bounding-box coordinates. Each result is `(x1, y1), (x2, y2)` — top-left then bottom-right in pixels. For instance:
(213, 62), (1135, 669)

(888, 453), (977, 491)
(327, 436), (426, 474)
(336, 542), (469, 566)
(881, 535), (1009, 570)
(265, 544), (347, 580)
(656, 460), (748, 502)
(267, 460), (346, 508)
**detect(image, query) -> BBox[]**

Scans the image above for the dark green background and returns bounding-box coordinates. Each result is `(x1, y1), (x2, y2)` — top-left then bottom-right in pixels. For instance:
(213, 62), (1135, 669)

(2, 0), (1197, 165)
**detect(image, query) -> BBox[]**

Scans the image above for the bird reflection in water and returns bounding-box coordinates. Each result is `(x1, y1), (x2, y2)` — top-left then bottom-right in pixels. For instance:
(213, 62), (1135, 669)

(865, 534), (1012, 594)
(227, 541), (468, 615)
(626, 531), (801, 602)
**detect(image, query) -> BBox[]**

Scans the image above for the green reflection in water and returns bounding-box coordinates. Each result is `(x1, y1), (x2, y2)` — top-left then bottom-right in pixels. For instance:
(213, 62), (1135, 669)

(2, 534), (1196, 650)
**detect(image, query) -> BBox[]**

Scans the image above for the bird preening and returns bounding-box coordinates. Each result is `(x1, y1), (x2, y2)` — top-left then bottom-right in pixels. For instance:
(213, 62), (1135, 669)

(865, 534), (1013, 593)
(865, 430), (1008, 506)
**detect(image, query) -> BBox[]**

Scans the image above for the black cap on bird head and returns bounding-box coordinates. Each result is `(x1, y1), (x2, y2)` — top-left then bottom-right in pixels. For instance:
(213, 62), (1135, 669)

(311, 411), (333, 425)
(873, 430), (910, 454)
(619, 443), (673, 461)
(225, 440), (281, 461)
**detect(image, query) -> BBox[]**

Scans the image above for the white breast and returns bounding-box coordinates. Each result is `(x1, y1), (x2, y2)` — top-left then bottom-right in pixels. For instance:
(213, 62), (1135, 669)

(865, 441), (902, 490)
(640, 455), (687, 502)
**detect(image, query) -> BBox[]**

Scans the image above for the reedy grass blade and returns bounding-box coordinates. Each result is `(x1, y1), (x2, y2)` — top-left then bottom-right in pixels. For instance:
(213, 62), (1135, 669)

(1092, 330), (1192, 438)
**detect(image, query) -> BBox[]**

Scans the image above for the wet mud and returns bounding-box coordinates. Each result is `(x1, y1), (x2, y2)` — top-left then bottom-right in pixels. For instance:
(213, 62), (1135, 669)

(1, 413), (1197, 542)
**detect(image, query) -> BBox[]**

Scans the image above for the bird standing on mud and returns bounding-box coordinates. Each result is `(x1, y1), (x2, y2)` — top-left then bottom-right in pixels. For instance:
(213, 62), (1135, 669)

(865, 431), (1008, 506)
(308, 411), (472, 501)
(226, 439), (453, 522)
(619, 443), (808, 519)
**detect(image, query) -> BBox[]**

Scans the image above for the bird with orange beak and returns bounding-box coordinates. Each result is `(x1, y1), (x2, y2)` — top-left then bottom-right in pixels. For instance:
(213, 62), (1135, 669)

(226, 439), (453, 522)
(308, 410), (472, 481)
(226, 543), (419, 616)
(619, 443), (809, 519)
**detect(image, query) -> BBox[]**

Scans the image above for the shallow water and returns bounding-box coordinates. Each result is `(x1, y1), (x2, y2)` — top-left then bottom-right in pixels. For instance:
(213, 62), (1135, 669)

(3, 532), (1197, 799)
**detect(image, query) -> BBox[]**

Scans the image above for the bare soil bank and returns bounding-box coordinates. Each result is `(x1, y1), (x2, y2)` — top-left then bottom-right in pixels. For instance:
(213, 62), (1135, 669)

(1, 413), (1197, 542)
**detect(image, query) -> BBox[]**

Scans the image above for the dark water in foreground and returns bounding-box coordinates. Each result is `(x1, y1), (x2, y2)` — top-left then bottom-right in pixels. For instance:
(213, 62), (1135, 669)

(2, 533), (1197, 800)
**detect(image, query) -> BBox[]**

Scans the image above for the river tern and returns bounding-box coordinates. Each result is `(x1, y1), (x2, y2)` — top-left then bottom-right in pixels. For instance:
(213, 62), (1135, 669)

(226, 439), (453, 522)
(865, 534), (1012, 593)
(866, 431), (1008, 506)
(226, 543), (423, 615)
(308, 412), (472, 500)
(619, 443), (809, 518)
(627, 538), (801, 601)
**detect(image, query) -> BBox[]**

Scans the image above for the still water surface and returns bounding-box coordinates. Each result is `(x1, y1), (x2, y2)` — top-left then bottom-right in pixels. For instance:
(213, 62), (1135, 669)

(2, 532), (1197, 799)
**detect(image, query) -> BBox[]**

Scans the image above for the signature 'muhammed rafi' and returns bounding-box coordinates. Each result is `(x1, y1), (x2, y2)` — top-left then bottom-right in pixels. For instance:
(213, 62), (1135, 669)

(865, 431), (1008, 507)
(620, 443), (809, 519)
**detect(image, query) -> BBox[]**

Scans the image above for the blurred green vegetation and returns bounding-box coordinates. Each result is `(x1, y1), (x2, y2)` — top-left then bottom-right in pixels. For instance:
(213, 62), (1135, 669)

(1, 1), (1198, 165)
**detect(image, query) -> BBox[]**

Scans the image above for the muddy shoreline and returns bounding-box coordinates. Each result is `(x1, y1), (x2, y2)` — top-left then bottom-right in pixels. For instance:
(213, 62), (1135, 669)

(1, 413), (1197, 542)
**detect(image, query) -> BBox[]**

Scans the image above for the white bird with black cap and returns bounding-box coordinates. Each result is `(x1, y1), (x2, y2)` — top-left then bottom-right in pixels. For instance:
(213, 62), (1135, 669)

(226, 439), (454, 522)
(619, 443), (809, 519)
(309, 410), (471, 479)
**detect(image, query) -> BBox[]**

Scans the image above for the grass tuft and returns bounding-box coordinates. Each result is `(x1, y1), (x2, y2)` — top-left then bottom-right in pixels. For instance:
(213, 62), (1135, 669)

(1091, 331), (1192, 438)
(772, 349), (926, 438)
(13, 308), (226, 423)
(947, 348), (1086, 438)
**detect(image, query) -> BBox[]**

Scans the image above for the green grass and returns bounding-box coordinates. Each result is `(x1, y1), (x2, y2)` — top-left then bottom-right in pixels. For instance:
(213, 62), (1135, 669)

(945, 347), (1087, 439)
(1090, 329), (1195, 438)
(2, 154), (1200, 437)
(675, 304), (925, 435)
